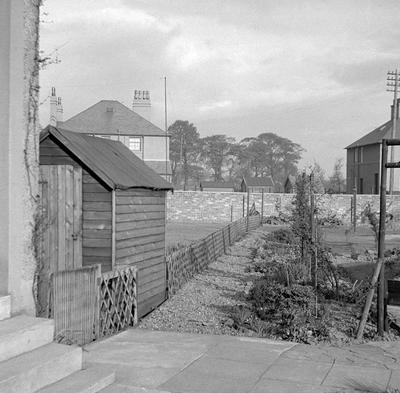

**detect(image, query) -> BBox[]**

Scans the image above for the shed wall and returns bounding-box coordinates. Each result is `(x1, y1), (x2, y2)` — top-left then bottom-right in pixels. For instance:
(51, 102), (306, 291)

(115, 188), (166, 317)
(82, 170), (112, 272)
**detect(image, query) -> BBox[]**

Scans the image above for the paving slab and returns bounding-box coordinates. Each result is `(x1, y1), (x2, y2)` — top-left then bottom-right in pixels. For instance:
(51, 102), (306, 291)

(262, 358), (333, 386)
(322, 363), (391, 392)
(84, 329), (400, 392)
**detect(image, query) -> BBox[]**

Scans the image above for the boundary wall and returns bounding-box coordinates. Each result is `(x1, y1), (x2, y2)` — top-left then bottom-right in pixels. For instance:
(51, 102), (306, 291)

(167, 191), (400, 225)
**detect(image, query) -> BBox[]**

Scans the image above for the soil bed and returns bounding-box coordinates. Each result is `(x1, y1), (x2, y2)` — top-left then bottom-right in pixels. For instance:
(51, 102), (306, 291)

(139, 224), (400, 345)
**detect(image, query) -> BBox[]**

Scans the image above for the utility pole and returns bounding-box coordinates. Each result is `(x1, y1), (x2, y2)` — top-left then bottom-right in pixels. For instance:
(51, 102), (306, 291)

(387, 70), (400, 194)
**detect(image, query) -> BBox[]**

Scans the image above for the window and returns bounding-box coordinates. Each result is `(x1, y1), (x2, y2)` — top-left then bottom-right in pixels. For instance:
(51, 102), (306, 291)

(129, 137), (141, 151)
(359, 178), (364, 194)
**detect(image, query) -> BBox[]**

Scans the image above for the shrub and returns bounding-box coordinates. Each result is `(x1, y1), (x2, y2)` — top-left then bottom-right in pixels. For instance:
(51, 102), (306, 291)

(264, 228), (296, 244)
(248, 279), (329, 343)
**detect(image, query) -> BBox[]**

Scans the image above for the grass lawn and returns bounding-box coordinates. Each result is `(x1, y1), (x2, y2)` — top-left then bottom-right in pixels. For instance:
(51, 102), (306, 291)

(166, 221), (227, 249)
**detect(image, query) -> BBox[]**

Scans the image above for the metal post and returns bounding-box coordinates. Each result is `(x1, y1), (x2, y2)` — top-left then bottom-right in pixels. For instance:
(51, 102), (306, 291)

(377, 140), (388, 335)
(352, 187), (357, 232)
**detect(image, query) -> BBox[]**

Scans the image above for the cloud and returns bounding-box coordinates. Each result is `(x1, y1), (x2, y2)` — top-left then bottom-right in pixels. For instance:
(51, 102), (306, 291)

(39, 0), (400, 173)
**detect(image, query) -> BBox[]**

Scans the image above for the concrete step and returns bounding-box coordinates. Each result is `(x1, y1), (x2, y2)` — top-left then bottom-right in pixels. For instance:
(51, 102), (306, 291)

(0, 315), (54, 362)
(37, 366), (115, 393)
(0, 342), (82, 393)
(0, 295), (11, 321)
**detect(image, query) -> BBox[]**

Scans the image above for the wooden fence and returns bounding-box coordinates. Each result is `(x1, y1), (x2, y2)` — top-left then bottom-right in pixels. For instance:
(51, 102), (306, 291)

(166, 215), (261, 297)
(50, 265), (137, 345)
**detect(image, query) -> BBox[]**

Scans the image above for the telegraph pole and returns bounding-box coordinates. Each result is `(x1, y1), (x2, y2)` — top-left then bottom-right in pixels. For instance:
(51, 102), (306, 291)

(387, 70), (400, 194)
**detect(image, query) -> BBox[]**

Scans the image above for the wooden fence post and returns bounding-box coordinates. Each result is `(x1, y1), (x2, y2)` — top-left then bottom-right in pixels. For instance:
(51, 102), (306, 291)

(242, 195), (245, 217)
(231, 205), (233, 222)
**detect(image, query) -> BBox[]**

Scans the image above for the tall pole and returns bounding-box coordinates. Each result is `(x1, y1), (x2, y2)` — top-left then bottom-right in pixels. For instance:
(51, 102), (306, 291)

(377, 139), (388, 336)
(387, 70), (399, 194)
(164, 76), (168, 182)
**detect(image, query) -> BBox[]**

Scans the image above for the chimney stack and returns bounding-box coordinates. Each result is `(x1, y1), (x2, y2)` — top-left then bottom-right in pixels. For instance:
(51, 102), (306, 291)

(49, 87), (57, 126)
(49, 87), (64, 126)
(132, 89), (151, 121)
(56, 97), (63, 123)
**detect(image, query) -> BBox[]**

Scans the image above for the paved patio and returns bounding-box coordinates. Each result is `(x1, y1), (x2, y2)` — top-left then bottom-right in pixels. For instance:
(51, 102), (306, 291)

(84, 328), (400, 393)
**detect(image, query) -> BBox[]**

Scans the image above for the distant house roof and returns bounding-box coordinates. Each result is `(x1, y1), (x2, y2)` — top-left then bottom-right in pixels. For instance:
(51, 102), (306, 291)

(60, 100), (166, 137)
(40, 126), (173, 191)
(346, 120), (400, 149)
(243, 176), (274, 187)
(200, 181), (234, 189)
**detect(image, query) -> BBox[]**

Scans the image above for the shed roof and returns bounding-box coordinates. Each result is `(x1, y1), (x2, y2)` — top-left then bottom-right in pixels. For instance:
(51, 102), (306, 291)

(346, 119), (400, 149)
(243, 176), (274, 187)
(40, 126), (173, 191)
(200, 181), (234, 189)
(60, 100), (166, 137)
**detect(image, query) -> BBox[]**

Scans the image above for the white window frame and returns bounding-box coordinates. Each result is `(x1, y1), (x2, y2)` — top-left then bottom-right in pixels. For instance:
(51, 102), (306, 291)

(129, 137), (141, 151)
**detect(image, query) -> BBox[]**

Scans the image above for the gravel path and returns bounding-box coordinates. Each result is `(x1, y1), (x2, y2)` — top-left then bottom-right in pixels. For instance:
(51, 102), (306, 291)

(138, 227), (269, 336)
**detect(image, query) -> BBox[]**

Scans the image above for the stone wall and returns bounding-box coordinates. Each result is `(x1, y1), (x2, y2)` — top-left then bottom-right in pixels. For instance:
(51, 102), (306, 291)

(167, 191), (400, 225)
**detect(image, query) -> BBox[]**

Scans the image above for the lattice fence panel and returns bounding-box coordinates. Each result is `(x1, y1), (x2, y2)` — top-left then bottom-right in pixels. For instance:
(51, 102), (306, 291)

(99, 266), (138, 338)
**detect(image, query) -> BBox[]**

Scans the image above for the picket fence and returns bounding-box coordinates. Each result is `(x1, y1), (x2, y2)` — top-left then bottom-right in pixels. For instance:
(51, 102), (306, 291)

(166, 215), (261, 297)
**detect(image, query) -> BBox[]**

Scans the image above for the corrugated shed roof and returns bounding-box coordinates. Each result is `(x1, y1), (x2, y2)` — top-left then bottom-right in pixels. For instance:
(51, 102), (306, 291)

(40, 126), (173, 191)
(346, 120), (400, 149)
(243, 176), (274, 187)
(200, 181), (234, 189)
(60, 100), (166, 137)
(145, 160), (172, 176)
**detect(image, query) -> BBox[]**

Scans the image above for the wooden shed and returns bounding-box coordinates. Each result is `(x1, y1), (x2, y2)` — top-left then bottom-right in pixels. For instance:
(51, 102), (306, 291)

(39, 126), (173, 317)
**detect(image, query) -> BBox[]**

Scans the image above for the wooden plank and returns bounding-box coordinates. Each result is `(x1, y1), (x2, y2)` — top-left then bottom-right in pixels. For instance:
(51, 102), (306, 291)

(137, 291), (166, 318)
(82, 183), (109, 193)
(73, 167), (82, 268)
(83, 255), (112, 266)
(83, 192), (112, 202)
(83, 247), (112, 257)
(138, 267), (165, 285)
(116, 196), (164, 205)
(83, 211), (112, 220)
(83, 238), (112, 248)
(116, 204), (165, 214)
(48, 166), (59, 272)
(116, 219), (165, 232)
(83, 202), (112, 212)
(116, 248), (164, 265)
(117, 189), (163, 197)
(111, 190), (116, 270)
(83, 221), (112, 230)
(116, 211), (165, 223)
(116, 241), (163, 259)
(116, 233), (165, 249)
(65, 165), (74, 270)
(57, 166), (66, 271)
(83, 229), (112, 239)
(115, 225), (165, 241)
(40, 156), (78, 166)
(138, 277), (166, 296)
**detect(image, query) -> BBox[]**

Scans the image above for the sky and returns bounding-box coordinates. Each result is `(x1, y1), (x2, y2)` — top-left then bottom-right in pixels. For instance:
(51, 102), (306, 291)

(39, 0), (400, 175)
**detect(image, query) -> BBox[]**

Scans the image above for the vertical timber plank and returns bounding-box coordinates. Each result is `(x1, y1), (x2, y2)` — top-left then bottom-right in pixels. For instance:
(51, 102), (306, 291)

(65, 166), (74, 269)
(57, 166), (66, 271)
(111, 190), (116, 270)
(73, 167), (82, 268)
(48, 165), (59, 273)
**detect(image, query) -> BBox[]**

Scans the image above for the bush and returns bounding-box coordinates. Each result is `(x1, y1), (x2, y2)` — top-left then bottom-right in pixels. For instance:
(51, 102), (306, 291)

(264, 228), (296, 244)
(248, 279), (329, 343)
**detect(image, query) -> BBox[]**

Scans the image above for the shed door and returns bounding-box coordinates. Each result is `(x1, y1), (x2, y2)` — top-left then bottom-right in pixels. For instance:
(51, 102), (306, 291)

(37, 165), (82, 316)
